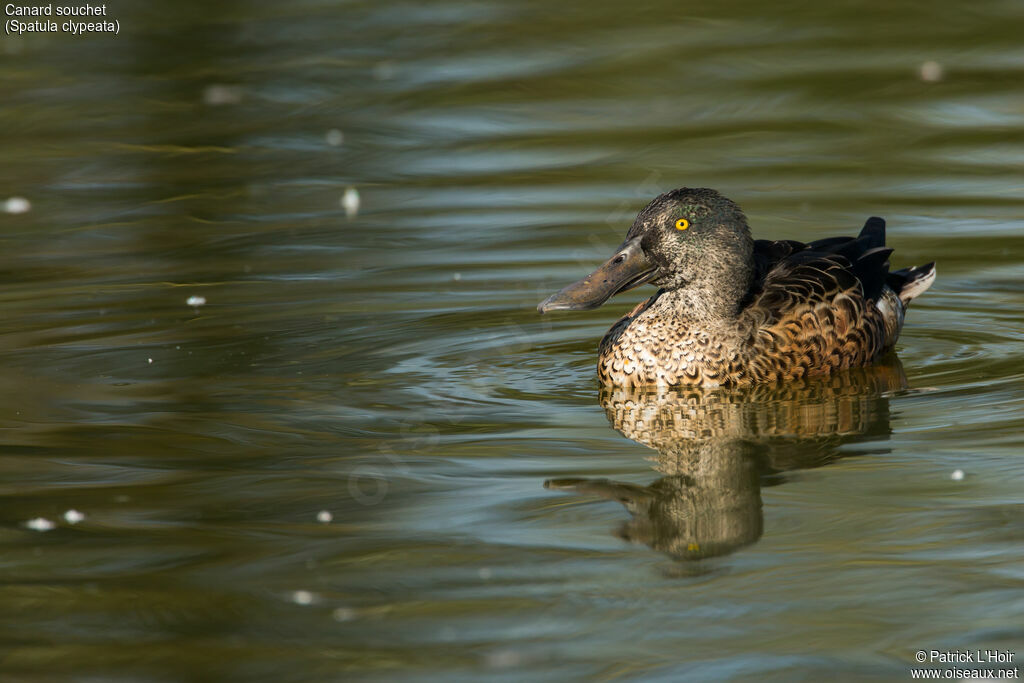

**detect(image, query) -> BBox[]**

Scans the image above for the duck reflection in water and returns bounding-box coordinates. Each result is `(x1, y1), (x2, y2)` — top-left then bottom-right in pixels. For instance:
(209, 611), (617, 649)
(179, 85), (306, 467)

(546, 361), (907, 561)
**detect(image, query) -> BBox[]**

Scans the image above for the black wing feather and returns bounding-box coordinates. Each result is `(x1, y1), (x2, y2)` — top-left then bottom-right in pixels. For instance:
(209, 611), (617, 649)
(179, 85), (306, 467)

(744, 216), (893, 311)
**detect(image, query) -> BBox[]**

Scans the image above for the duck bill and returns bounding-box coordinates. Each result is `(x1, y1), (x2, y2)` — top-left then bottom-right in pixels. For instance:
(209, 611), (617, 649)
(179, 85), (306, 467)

(538, 236), (659, 313)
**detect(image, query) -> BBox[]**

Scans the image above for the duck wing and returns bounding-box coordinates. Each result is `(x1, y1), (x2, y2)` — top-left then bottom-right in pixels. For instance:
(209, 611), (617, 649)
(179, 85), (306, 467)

(747, 217), (891, 308)
(736, 218), (900, 380)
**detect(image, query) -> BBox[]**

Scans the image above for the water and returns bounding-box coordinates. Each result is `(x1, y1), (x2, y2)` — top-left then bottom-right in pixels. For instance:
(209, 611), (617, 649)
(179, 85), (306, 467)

(1, 1), (1023, 680)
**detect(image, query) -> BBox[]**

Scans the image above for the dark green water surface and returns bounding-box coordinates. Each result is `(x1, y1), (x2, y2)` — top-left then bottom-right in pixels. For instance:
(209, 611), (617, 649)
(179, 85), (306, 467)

(1, 1), (1023, 680)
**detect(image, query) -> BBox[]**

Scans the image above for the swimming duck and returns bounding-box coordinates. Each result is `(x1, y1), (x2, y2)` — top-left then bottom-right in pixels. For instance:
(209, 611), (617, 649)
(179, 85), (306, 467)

(538, 188), (935, 387)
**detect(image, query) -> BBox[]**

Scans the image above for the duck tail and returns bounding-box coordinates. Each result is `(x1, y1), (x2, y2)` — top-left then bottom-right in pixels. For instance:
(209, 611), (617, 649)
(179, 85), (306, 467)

(888, 262), (936, 307)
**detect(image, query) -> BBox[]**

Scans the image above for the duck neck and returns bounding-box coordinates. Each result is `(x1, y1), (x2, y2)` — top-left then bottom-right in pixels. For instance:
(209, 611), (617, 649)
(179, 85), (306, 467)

(651, 269), (751, 325)
(648, 223), (755, 325)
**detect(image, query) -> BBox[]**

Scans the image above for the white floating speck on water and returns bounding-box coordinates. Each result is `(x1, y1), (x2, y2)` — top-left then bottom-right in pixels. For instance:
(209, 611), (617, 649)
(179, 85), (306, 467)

(484, 649), (524, 669)
(203, 84), (243, 106)
(291, 590), (317, 606)
(951, 469), (965, 481)
(326, 129), (344, 147)
(3, 197), (31, 214)
(316, 510), (333, 523)
(341, 187), (360, 219)
(478, 567), (492, 580)
(453, 273), (462, 281)
(25, 517), (55, 532)
(147, 358), (153, 364)
(332, 607), (356, 622)
(63, 509), (85, 524)
(373, 61), (397, 81)
(920, 61), (944, 82)
(186, 295), (206, 308)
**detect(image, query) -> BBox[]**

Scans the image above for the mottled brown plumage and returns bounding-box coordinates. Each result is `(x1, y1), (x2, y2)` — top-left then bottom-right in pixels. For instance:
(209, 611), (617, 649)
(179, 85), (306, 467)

(539, 188), (936, 387)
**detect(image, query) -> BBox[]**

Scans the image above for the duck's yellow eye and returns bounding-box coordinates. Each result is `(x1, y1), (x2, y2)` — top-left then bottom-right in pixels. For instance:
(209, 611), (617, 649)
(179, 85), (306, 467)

(675, 218), (690, 231)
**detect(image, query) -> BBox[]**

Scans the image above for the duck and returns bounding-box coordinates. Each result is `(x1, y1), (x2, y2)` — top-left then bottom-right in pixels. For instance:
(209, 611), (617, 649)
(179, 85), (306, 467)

(537, 188), (935, 387)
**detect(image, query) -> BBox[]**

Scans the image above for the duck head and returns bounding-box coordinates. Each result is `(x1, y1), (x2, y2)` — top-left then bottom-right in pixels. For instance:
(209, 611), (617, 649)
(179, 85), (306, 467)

(538, 188), (754, 318)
